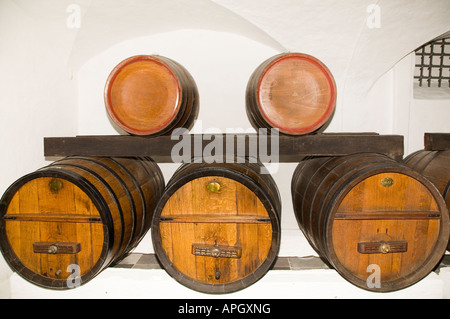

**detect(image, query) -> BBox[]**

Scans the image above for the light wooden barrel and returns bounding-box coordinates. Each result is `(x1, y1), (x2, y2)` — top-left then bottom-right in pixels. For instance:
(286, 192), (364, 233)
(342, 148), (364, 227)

(0, 156), (164, 289)
(246, 52), (336, 135)
(152, 159), (281, 294)
(291, 153), (449, 292)
(104, 55), (199, 136)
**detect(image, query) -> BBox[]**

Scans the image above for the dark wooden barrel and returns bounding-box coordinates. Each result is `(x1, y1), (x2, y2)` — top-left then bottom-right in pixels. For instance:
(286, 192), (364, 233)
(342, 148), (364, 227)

(246, 52), (336, 135)
(404, 150), (450, 249)
(104, 55), (199, 136)
(291, 153), (449, 292)
(152, 159), (281, 294)
(0, 156), (164, 289)
(404, 150), (450, 209)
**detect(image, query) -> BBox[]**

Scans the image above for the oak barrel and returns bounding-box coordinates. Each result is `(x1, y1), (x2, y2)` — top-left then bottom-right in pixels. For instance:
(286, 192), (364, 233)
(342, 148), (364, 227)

(291, 153), (449, 292)
(104, 55), (199, 136)
(151, 159), (281, 294)
(0, 156), (164, 289)
(404, 150), (450, 209)
(246, 52), (336, 135)
(404, 150), (450, 249)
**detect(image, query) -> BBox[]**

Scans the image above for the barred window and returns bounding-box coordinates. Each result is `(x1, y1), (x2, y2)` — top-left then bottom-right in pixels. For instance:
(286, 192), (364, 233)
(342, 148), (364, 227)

(414, 37), (450, 88)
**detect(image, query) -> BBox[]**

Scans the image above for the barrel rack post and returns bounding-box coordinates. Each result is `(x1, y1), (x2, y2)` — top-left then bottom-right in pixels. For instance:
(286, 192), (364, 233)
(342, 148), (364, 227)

(425, 133), (450, 151)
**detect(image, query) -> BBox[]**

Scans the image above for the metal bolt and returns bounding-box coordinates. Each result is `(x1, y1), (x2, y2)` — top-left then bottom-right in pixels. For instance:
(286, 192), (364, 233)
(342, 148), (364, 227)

(380, 242), (391, 254)
(211, 247), (221, 258)
(48, 245), (58, 254)
(49, 179), (63, 192)
(381, 177), (394, 187)
(207, 182), (221, 193)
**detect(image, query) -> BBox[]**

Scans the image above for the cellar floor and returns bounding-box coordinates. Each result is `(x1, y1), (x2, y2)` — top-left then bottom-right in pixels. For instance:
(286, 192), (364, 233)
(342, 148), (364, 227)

(5, 226), (450, 298)
(7, 253), (450, 299)
(115, 252), (450, 273)
(113, 253), (331, 271)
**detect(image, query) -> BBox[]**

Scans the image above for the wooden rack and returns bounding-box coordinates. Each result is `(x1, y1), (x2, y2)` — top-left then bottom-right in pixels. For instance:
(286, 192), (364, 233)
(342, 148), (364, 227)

(44, 132), (404, 162)
(424, 133), (450, 151)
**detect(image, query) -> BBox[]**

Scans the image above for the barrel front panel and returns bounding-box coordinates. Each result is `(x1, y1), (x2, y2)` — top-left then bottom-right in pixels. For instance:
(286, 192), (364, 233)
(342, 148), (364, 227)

(258, 57), (333, 132)
(105, 55), (199, 136)
(158, 176), (273, 287)
(108, 60), (181, 133)
(247, 53), (336, 135)
(2, 177), (105, 282)
(330, 172), (444, 289)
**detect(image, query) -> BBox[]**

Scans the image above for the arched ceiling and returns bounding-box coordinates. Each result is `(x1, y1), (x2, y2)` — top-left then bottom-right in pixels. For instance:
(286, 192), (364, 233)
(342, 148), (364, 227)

(211, 0), (450, 98)
(11, 0), (448, 95)
(63, 0), (450, 104)
(67, 0), (287, 70)
(8, 0), (450, 118)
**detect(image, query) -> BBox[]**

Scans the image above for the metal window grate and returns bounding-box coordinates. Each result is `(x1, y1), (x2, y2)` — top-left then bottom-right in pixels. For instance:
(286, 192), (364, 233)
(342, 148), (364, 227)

(414, 37), (450, 88)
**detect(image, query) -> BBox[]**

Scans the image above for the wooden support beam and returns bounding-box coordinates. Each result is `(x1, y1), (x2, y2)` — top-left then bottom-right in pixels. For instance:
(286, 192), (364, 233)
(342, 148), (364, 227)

(44, 133), (404, 163)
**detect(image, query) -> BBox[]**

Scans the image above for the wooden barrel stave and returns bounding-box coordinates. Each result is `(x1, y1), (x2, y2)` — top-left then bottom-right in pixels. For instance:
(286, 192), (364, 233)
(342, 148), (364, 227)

(49, 158), (134, 260)
(404, 150), (450, 205)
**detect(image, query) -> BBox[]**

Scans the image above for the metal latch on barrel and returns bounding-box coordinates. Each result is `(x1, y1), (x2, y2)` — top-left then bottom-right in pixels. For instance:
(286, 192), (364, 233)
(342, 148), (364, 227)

(357, 241), (408, 254)
(192, 243), (242, 259)
(33, 242), (81, 254)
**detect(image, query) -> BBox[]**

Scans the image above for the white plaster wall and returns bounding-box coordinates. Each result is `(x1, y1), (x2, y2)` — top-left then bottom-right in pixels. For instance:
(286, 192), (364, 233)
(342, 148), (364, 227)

(77, 30), (279, 136)
(392, 52), (450, 156)
(407, 93), (450, 155)
(1, 0), (449, 299)
(0, 0), (82, 299)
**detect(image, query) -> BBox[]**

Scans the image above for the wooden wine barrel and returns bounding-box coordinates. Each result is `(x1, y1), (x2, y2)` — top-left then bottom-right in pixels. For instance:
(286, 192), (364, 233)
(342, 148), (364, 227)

(104, 55), (199, 136)
(404, 150), (450, 208)
(246, 52), (336, 135)
(291, 153), (449, 292)
(404, 150), (450, 249)
(152, 159), (281, 294)
(0, 156), (164, 289)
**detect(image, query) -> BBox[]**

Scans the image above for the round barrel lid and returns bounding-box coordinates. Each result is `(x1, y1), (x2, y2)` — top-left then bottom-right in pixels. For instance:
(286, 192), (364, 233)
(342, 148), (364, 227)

(104, 55), (181, 135)
(256, 53), (336, 135)
(328, 171), (449, 291)
(0, 173), (109, 289)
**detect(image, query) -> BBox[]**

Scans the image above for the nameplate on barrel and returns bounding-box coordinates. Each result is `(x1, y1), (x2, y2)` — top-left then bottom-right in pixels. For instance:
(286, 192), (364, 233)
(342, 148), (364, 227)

(357, 241), (408, 254)
(192, 243), (242, 259)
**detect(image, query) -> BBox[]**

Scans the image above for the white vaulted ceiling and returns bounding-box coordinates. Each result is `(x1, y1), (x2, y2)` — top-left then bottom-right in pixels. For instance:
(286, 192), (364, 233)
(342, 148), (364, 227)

(1, 0), (448, 138)
(8, 0), (449, 117)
